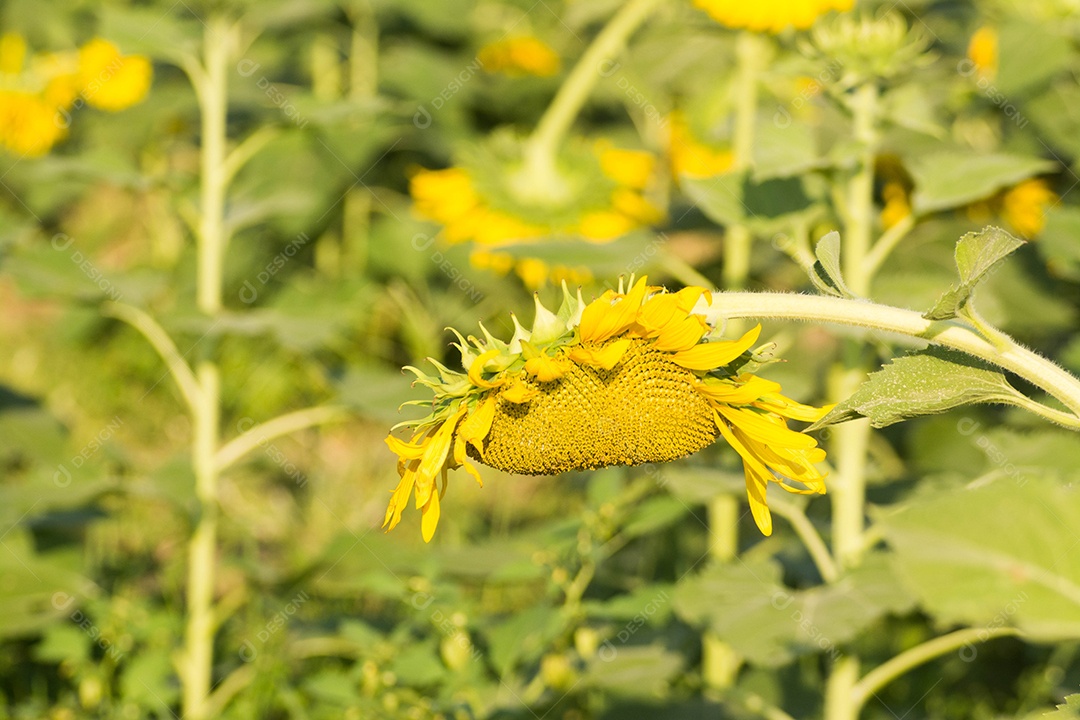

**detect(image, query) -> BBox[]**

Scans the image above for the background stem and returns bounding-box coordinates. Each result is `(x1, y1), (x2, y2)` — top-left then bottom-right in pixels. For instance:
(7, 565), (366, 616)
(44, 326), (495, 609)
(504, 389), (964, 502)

(523, 0), (662, 178)
(832, 79), (880, 570)
(721, 31), (767, 291)
(181, 15), (232, 720)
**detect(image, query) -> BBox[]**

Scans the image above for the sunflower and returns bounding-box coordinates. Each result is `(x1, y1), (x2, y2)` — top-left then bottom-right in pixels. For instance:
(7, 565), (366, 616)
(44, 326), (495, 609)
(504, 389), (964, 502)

(694, 0), (853, 33)
(409, 136), (664, 247)
(383, 276), (830, 541)
(477, 36), (561, 77)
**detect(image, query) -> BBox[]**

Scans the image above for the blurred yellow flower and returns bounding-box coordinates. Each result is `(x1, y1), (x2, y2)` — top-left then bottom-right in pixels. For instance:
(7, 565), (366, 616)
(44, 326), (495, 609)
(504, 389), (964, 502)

(667, 111), (734, 180)
(478, 36), (560, 77)
(0, 34), (151, 156)
(470, 249), (593, 290)
(0, 91), (67, 156)
(78, 39), (152, 111)
(409, 141), (664, 246)
(967, 26), (997, 79)
(1001, 178), (1056, 238)
(384, 277), (830, 541)
(879, 181), (911, 229)
(694, 0), (853, 33)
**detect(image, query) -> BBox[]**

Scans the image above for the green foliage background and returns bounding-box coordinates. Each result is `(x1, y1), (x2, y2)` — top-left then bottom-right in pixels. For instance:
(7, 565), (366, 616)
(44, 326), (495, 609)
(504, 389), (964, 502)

(2, 0), (1080, 718)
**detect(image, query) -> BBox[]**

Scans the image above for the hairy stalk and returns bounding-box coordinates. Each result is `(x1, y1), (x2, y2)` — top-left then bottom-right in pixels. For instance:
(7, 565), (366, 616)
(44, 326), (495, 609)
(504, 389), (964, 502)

(700, 292), (1080, 421)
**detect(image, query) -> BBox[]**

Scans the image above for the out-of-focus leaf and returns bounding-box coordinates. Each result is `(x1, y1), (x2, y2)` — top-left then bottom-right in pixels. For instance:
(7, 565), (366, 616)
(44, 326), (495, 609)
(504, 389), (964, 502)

(584, 584), (673, 623)
(883, 82), (944, 137)
(304, 668), (365, 704)
(809, 348), (1024, 430)
(391, 641), (447, 687)
(485, 605), (564, 674)
(621, 496), (687, 539)
(909, 154), (1055, 214)
(682, 173), (820, 234)
(752, 120), (821, 179)
(673, 553), (912, 666)
(925, 226), (1025, 320)
(1039, 207), (1080, 281)
(1042, 694), (1080, 718)
(880, 476), (1080, 641)
(996, 21), (1071, 96)
(582, 644), (682, 696)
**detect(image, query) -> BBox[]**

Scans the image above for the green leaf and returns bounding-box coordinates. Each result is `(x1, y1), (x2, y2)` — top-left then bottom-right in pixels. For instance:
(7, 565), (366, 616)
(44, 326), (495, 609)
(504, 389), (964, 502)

(808, 348), (1024, 430)
(1043, 694), (1080, 718)
(996, 21), (1072, 96)
(682, 173), (819, 234)
(925, 226), (1025, 320)
(880, 476), (1080, 641)
(752, 120), (821, 179)
(909, 153), (1056, 214)
(672, 554), (913, 667)
(808, 231), (856, 298)
(582, 644), (683, 696)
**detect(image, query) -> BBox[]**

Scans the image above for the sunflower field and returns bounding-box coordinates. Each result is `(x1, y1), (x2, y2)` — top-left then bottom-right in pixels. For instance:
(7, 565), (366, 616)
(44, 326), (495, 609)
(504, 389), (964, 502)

(5, 0), (1080, 718)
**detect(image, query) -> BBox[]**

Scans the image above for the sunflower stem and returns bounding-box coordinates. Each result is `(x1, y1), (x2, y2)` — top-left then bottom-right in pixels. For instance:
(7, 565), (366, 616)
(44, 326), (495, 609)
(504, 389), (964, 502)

(523, 0), (663, 180)
(849, 627), (1022, 715)
(831, 79), (880, 570)
(824, 655), (860, 720)
(700, 292), (1080, 424)
(181, 15), (234, 719)
(721, 31), (768, 291)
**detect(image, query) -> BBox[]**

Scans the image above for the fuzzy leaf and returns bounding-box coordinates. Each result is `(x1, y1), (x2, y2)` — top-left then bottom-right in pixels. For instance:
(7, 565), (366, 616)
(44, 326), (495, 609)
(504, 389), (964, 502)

(808, 348), (1023, 430)
(925, 226), (1026, 320)
(808, 231), (856, 298)
(1043, 694), (1080, 718)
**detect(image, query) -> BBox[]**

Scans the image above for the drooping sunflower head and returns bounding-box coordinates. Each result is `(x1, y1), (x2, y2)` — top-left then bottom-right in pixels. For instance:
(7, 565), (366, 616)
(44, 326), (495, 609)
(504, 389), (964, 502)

(383, 277), (831, 542)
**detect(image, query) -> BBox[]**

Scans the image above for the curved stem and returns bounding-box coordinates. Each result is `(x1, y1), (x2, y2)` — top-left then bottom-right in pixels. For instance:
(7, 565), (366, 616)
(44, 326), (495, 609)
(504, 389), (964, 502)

(850, 627), (1022, 713)
(103, 301), (201, 416)
(863, 212), (915, 278)
(523, 0), (662, 174)
(769, 496), (840, 584)
(700, 292), (1080, 421)
(215, 405), (350, 471)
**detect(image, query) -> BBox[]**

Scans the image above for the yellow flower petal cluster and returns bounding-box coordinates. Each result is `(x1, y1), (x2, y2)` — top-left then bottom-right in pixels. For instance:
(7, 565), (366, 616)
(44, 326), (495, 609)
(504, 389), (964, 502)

(384, 276), (830, 541)
(409, 143), (663, 247)
(0, 34), (151, 157)
(694, 0), (853, 33)
(477, 36), (561, 77)
(667, 111), (734, 180)
(1001, 178), (1056, 238)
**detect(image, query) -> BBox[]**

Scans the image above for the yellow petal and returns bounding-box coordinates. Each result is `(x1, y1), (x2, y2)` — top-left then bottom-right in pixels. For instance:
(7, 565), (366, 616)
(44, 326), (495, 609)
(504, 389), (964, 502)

(696, 375), (782, 405)
(756, 395), (834, 422)
(421, 487), (441, 543)
(577, 276), (648, 343)
(383, 461), (419, 531)
(670, 324), (761, 371)
(524, 354), (571, 381)
(415, 407), (466, 508)
(716, 406), (816, 449)
(568, 338), (632, 370)
(468, 349), (503, 388)
(714, 414), (774, 536)
(501, 380), (539, 404)
(385, 433), (427, 460)
(651, 314), (707, 352)
(635, 293), (683, 336)
(458, 396), (496, 454)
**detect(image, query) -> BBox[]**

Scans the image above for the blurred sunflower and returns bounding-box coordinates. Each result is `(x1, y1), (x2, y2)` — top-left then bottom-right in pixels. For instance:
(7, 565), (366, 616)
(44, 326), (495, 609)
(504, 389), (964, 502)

(384, 276), (830, 541)
(410, 134), (664, 247)
(477, 36), (560, 77)
(666, 111), (734, 180)
(0, 33), (151, 157)
(470, 250), (593, 291)
(1001, 178), (1056, 237)
(694, 0), (853, 33)
(967, 26), (997, 79)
